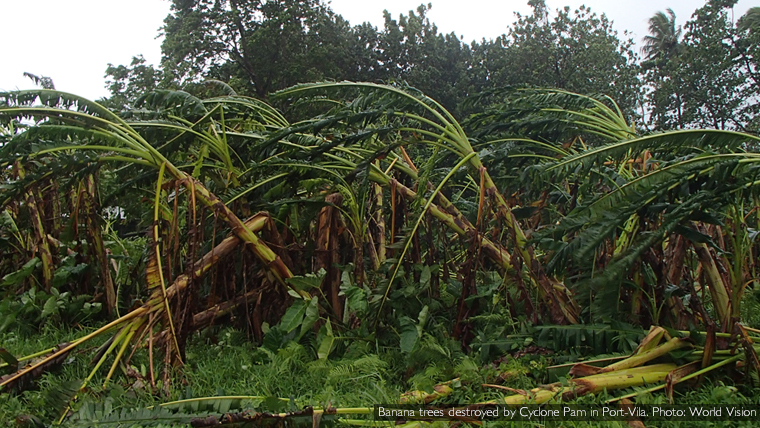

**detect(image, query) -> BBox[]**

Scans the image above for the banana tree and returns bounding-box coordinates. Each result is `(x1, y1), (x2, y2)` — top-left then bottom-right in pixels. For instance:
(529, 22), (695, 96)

(270, 82), (580, 325)
(0, 89), (304, 394)
(474, 89), (760, 330)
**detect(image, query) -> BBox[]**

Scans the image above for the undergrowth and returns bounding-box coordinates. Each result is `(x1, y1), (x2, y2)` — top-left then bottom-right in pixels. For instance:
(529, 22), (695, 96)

(2, 322), (760, 428)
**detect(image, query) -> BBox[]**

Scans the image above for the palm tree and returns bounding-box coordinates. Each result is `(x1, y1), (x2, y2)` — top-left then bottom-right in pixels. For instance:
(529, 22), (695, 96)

(642, 8), (682, 63)
(738, 7), (760, 32)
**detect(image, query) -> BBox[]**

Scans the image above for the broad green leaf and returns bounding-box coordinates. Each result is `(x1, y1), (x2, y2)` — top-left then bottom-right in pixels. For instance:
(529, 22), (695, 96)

(286, 270), (325, 292)
(341, 269), (353, 287)
(420, 266), (431, 289)
(1, 257), (40, 287)
(675, 224), (717, 246)
(343, 285), (368, 315)
(416, 305), (429, 338)
(263, 396), (286, 413)
(299, 296), (319, 338)
(41, 295), (60, 319)
(317, 320), (335, 360)
(279, 299), (307, 333)
(0, 209), (18, 233)
(0, 313), (16, 333)
(399, 316), (419, 353)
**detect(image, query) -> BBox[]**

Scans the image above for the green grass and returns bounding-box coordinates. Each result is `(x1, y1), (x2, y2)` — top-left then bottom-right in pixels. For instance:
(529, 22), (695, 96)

(2, 323), (760, 427)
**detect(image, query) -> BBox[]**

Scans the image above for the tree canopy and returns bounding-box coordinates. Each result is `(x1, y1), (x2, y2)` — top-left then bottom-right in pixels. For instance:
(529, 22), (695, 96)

(642, 0), (759, 131)
(104, 0), (759, 132)
(108, 0), (646, 119)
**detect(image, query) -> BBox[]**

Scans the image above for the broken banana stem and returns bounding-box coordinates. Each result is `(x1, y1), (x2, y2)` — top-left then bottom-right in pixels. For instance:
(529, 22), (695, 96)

(401, 379), (458, 404)
(489, 364), (677, 405)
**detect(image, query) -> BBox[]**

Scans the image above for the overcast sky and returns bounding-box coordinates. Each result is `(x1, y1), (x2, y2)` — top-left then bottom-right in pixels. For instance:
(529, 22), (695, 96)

(1, 0), (753, 100)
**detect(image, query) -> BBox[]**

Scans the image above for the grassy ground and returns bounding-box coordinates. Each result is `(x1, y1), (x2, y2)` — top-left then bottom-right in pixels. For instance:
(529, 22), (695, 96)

(2, 323), (760, 428)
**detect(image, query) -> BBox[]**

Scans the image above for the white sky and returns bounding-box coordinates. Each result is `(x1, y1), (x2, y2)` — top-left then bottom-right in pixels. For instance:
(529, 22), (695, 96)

(1, 0), (753, 100)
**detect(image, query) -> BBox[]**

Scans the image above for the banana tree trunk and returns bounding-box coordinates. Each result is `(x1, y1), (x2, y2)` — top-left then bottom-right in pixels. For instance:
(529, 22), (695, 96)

(0, 214), (269, 392)
(472, 162), (579, 324)
(316, 193), (344, 319)
(368, 157), (578, 323)
(493, 364), (677, 405)
(83, 174), (117, 315)
(373, 171), (387, 265)
(170, 171), (299, 294)
(14, 163), (53, 292)
(386, 178), (579, 323)
(693, 241), (731, 327)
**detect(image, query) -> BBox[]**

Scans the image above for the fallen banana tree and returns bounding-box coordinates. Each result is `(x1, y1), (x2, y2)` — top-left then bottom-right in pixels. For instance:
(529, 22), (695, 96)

(0, 90), (314, 399)
(480, 326), (756, 406)
(273, 82), (582, 324)
(3, 85), (760, 427)
(0, 213), (291, 394)
(53, 325), (760, 427)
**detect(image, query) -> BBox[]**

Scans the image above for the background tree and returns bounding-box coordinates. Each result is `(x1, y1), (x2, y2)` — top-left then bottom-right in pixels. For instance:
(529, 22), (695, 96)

(104, 55), (169, 110)
(640, 8), (685, 129)
(643, 0), (759, 131)
(107, 0), (642, 119)
(737, 6), (760, 31)
(641, 8), (681, 64)
(478, 0), (641, 117)
(161, 0), (363, 98)
(373, 4), (472, 113)
(103, 1), (758, 133)
(679, 0), (749, 130)
(736, 6), (760, 133)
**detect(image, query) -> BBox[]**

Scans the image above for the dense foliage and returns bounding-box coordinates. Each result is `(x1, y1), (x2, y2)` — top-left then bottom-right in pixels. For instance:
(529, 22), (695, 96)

(104, 0), (759, 130)
(2, 0), (760, 426)
(107, 0), (644, 117)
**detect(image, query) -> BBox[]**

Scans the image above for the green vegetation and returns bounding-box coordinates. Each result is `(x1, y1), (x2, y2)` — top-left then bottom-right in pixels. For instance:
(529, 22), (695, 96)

(2, 0), (760, 427)
(3, 322), (760, 427)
